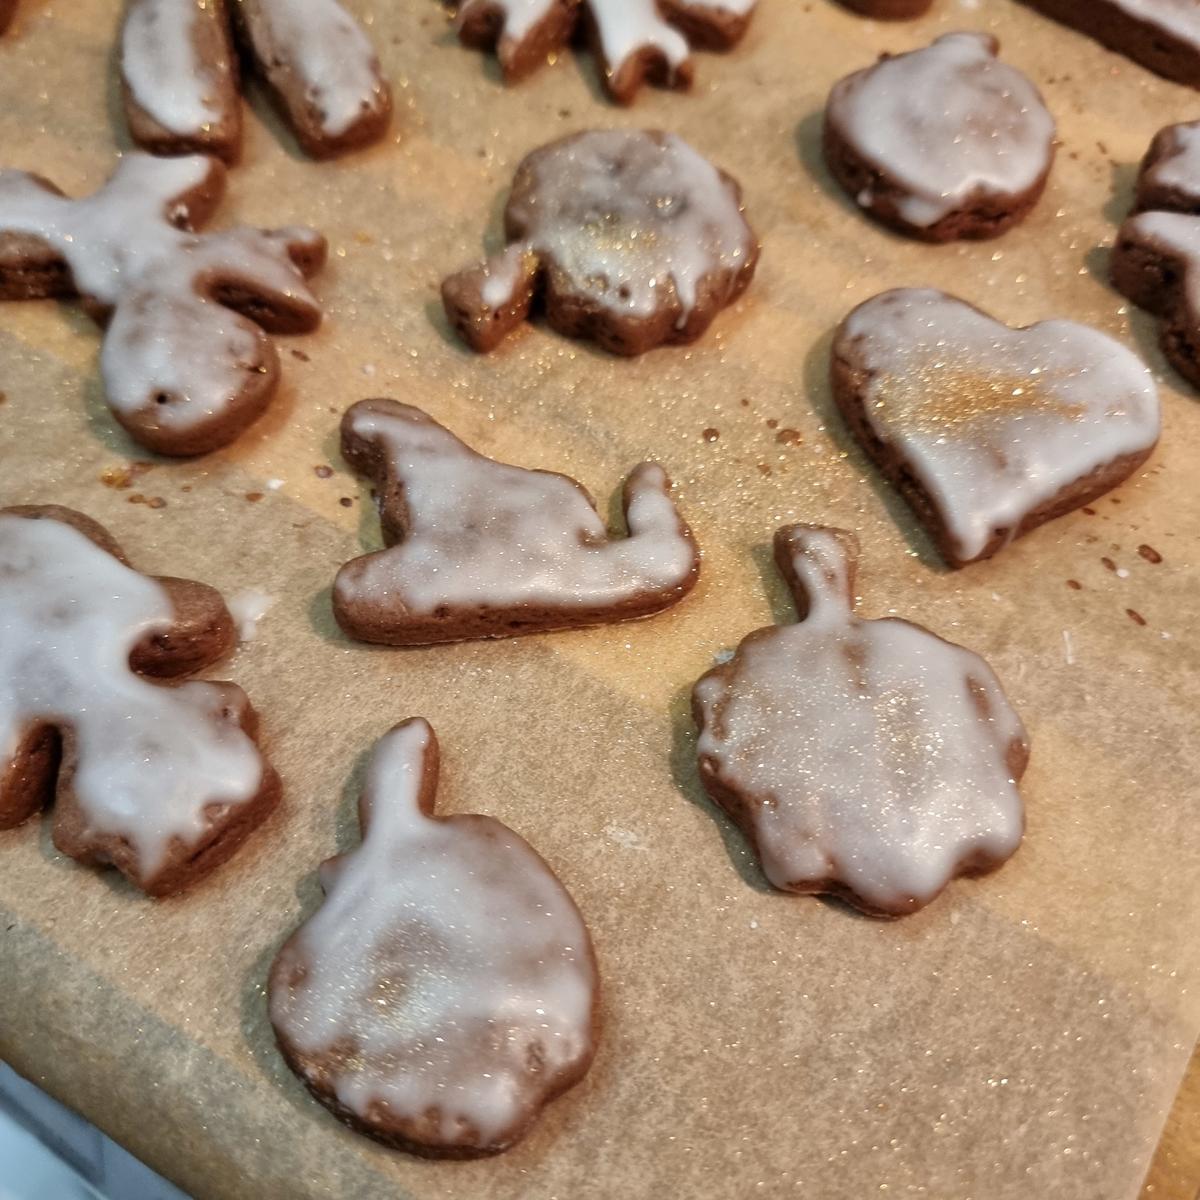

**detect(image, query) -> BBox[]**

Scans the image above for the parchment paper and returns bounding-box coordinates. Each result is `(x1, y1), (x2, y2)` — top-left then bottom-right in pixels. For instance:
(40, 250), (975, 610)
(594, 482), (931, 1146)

(1, 2), (1198, 1197)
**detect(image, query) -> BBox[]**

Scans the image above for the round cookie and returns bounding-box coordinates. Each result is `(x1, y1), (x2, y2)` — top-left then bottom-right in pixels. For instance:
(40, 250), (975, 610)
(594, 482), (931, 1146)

(269, 719), (599, 1157)
(693, 525), (1029, 918)
(442, 129), (759, 355)
(0, 506), (280, 897)
(823, 32), (1056, 241)
(0, 153), (325, 455)
(332, 398), (700, 644)
(830, 288), (1161, 566)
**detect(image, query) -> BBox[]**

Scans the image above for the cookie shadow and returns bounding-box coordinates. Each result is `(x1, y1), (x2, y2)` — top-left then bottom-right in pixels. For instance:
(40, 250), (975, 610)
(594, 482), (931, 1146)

(749, 540), (800, 626)
(1102, 160), (1139, 227)
(801, 328), (944, 570)
(794, 108), (864, 223)
(667, 681), (773, 895)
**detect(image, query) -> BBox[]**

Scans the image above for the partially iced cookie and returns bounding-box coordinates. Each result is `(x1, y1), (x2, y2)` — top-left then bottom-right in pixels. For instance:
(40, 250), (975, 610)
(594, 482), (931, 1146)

(120, 0), (392, 162)
(333, 399), (699, 644)
(442, 129), (758, 355)
(0, 506), (280, 896)
(452, 0), (758, 103)
(268, 719), (599, 1157)
(693, 525), (1029, 917)
(823, 33), (1056, 241)
(0, 153), (325, 455)
(831, 288), (1160, 566)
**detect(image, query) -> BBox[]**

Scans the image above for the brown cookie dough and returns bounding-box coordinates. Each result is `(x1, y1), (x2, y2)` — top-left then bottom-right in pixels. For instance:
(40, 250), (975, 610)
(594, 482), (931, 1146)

(693, 525), (1029, 917)
(442, 129), (758, 356)
(120, 0), (392, 163)
(0, 506), (280, 897)
(1018, 0), (1200, 90)
(268, 718), (598, 1157)
(830, 289), (1161, 566)
(332, 399), (700, 644)
(823, 33), (1056, 242)
(1113, 131), (1200, 390)
(0, 152), (325, 455)
(451, 0), (757, 103)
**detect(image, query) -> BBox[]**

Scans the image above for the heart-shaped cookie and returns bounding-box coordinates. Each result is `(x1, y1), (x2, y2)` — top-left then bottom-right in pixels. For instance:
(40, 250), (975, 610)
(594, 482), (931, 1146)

(831, 288), (1160, 566)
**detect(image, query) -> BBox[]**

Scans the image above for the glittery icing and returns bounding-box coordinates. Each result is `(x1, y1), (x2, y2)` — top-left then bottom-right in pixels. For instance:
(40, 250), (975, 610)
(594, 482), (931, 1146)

(826, 33), (1057, 229)
(694, 525), (1029, 916)
(268, 719), (598, 1155)
(835, 288), (1161, 564)
(0, 513), (265, 880)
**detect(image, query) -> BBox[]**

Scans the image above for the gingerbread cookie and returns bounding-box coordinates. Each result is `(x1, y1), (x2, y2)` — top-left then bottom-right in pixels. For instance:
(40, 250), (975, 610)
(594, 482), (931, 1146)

(831, 289), (1161, 566)
(333, 399), (699, 644)
(452, 0), (757, 103)
(442, 129), (758, 356)
(823, 33), (1056, 241)
(0, 0), (16, 34)
(1018, 0), (1200, 90)
(269, 718), (598, 1157)
(0, 506), (280, 897)
(0, 152), (325, 456)
(120, 0), (392, 162)
(693, 525), (1028, 917)
(1112, 124), (1200, 389)
(835, 0), (933, 17)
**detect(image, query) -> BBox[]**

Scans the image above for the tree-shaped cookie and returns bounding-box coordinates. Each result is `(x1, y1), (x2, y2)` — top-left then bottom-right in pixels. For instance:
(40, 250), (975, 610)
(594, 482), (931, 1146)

(451, 0), (757, 103)
(831, 288), (1161, 566)
(823, 34), (1056, 241)
(0, 152), (325, 456)
(333, 398), (700, 644)
(693, 525), (1029, 917)
(442, 129), (759, 356)
(0, 506), (280, 896)
(269, 718), (598, 1157)
(120, 0), (391, 162)
(1113, 121), (1200, 391)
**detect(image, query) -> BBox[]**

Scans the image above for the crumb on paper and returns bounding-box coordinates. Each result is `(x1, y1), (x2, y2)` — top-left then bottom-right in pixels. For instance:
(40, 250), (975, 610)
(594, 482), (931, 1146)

(227, 589), (275, 643)
(1062, 630), (1074, 666)
(604, 824), (649, 852)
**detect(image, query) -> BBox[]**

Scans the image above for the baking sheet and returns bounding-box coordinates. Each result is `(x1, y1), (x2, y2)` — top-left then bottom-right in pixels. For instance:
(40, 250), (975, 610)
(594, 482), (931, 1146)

(1, 1), (1199, 1197)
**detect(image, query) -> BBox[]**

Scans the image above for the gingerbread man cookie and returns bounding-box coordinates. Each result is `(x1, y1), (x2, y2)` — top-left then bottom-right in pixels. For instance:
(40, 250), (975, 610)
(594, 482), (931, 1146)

(1112, 123), (1200, 390)
(269, 718), (598, 1157)
(452, 0), (757, 103)
(1018, 0), (1200, 90)
(120, 0), (391, 162)
(823, 33), (1056, 241)
(333, 399), (699, 644)
(0, 152), (325, 456)
(693, 525), (1029, 917)
(831, 289), (1160, 566)
(0, 507), (280, 897)
(442, 129), (758, 356)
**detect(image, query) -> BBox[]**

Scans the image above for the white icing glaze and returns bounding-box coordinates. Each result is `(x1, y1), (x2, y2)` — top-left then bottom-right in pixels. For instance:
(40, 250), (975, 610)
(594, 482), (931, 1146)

(335, 401), (696, 614)
(827, 32), (1056, 227)
(1144, 122), (1200, 199)
(694, 526), (1027, 913)
(1112, 0), (1200, 44)
(247, 0), (385, 137)
(0, 515), (263, 875)
(0, 154), (322, 433)
(841, 289), (1160, 563)
(269, 720), (596, 1146)
(121, 0), (226, 136)
(479, 243), (531, 309)
(457, 0), (555, 44)
(226, 588), (274, 641)
(494, 129), (753, 325)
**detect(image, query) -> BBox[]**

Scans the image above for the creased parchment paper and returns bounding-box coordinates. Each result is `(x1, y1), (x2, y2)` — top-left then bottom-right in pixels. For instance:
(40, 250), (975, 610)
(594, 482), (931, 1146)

(1, 2), (1198, 1197)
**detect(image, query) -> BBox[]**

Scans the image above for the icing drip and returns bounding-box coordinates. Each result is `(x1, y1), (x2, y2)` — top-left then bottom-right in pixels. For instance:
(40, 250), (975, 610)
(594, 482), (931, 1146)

(0, 154), (322, 436)
(269, 719), (597, 1148)
(694, 526), (1027, 914)
(0, 515), (263, 875)
(841, 289), (1160, 562)
(244, 0), (387, 137)
(121, 0), (226, 136)
(494, 130), (754, 324)
(226, 588), (274, 641)
(335, 401), (696, 613)
(827, 33), (1056, 227)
